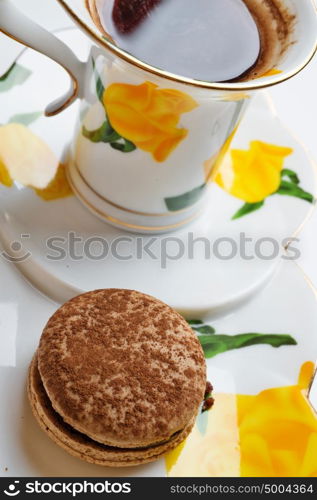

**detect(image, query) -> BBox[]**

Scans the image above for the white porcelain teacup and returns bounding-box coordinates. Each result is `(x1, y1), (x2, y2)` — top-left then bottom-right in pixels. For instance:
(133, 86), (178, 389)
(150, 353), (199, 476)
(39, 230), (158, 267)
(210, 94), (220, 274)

(0, 0), (316, 233)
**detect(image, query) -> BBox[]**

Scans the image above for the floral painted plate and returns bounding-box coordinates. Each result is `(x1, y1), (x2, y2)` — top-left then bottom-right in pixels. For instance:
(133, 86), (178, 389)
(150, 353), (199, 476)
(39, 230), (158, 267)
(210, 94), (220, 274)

(0, 29), (316, 317)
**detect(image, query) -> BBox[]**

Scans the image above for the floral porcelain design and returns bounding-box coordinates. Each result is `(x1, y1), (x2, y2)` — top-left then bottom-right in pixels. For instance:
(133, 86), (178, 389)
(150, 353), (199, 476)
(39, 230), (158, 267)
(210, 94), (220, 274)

(165, 321), (316, 477)
(165, 139), (314, 216)
(105, 81), (198, 162)
(237, 361), (317, 477)
(1, 49), (317, 478)
(0, 61), (314, 216)
(34, 163), (73, 201)
(166, 350), (317, 477)
(216, 142), (294, 203)
(215, 141), (314, 219)
(80, 60), (314, 216)
(187, 320), (297, 360)
(83, 62), (198, 162)
(0, 122), (72, 201)
(0, 63), (31, 93)
(0, 64), (72, 200)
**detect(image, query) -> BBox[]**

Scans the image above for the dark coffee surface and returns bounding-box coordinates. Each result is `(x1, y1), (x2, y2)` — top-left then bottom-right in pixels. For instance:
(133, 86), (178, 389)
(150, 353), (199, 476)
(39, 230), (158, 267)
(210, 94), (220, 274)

(87, 0), (294, 82)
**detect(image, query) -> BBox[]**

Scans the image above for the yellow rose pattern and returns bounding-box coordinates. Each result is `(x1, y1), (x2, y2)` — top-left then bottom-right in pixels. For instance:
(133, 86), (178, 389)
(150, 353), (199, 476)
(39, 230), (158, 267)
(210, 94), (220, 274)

(34, 164), (73, 201)
(215, 141), (293, 203)
(0, 65), (73, 200)
(0, 157), (13, 187)
(214, 140), (314, 219)
(104, 82), (198, 162)
(238, 361), (317, 477)
(166, 362), (317, 477)
(83, 63), (198, 162)
(0, 123), (59, 189)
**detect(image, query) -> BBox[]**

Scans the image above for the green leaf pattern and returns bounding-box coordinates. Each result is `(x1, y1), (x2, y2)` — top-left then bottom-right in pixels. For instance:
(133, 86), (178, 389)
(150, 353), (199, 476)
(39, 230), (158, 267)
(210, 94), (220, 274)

(199, 333), (297, 358)
(232, 163), (314, 220)
(83, 58), (136, 153)
(165, 184), (206, 212)
(82, 121), (120, 143)
(191, 325), (216, 335)
(187, 320), (297, 359)
(232, 201), (264, 220)
(8, 111), (42, 126)
(281, 168), (300, 185)
(276, 180), (314, 203)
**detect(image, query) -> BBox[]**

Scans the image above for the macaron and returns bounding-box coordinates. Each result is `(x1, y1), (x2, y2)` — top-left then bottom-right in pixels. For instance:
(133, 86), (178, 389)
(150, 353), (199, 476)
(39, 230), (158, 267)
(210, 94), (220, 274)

(28, 289), (206, 466)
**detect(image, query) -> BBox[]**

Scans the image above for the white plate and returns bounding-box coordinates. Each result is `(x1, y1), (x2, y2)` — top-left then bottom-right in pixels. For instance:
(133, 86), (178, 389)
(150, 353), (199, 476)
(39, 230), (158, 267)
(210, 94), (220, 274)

(0, 29), (316, 317)
(0, 28), (317, 478)
(0, 254), (316, 476)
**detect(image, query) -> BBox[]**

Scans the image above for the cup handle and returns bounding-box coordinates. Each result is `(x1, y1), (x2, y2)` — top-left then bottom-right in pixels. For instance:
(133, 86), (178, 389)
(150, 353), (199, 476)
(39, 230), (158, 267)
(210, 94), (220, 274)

(0, 0), (85, 116)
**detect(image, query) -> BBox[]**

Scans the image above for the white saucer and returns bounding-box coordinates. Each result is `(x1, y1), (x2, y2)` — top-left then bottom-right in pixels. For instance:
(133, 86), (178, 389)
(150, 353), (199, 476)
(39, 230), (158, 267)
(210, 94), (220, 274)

(0, 29), (316, 317)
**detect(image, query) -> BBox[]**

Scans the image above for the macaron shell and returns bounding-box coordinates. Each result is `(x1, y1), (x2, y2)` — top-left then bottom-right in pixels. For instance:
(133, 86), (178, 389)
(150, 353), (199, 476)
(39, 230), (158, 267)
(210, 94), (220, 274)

(28, 354), (196, 467)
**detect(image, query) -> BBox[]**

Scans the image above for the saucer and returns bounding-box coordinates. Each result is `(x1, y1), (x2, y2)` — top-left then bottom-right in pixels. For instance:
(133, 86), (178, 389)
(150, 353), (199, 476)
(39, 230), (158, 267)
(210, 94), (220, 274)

(0, 29), (316, 317)
(0, 248), (316, 476)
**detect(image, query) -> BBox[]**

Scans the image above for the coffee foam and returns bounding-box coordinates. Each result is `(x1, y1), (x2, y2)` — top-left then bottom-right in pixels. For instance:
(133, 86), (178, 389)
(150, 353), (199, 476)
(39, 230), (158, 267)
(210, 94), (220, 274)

(86, 0), (295, 82)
